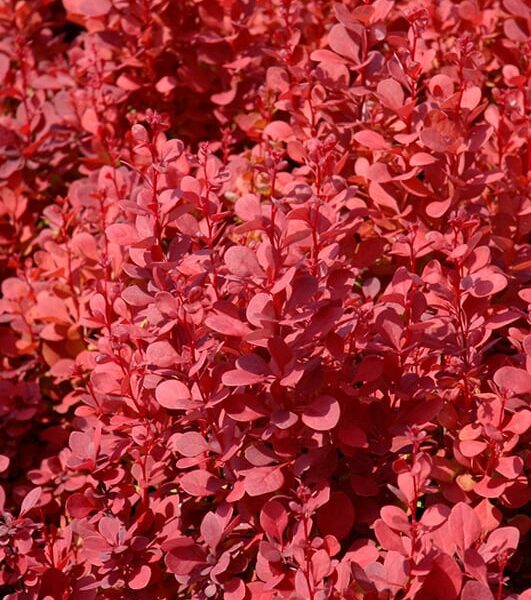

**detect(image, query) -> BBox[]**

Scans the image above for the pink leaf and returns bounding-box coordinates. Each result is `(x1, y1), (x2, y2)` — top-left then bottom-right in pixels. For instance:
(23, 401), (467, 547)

(225, 246), (265, 278)
(20, 487), (41, 516)
(420, 504), (451, 528)
(0, 455), (9, 473)
(77, 0), (111, 16)
(480, 527), (520, 563)
(146, 341), (179, 368)
(410, 152), (439, 166)
(461, 86), (482, 110)
(180, 470), (221, 497)
(495, 456), (523, 480)
(169, 432), (209, 457)
(328, 24), (360, 62)
(155, 379), (192, 410)
(377, 79), (404, 111)
(474, 476), (507, 498)
(99, 516), (120, 543)
(373, 520), (406, 553)
(263, 121), (293, 141)
(344, 539), (380, 567)
(205, 309), (251, 337)
(301, 395), (340, 431)
(211, 84), (238, 106)
(426, 198), (452, 218)
(122, 285), (154, 307)
(260, 500), (289, 542)
(460, 439), (488, 457)
(200, 512), (223, 551)
(235, 194), (262, 222)
(106, 223), (138, 245)
(448, 503), (481, 556)
(397, 472), (416, 504)
(494, 366), (531, 395)
(369, 181), (399, 211)
(353, 130), (388, 150)
(156, 76), (177, 94)
(311, 549), (331, 581)
(222, 369), (266, 386)
(461, 581), (494, 600)
(246, 293), (276, 328)
(380, 506), (410, 533)
(128, 565), (151, 590)
(244, 466), (284, 497)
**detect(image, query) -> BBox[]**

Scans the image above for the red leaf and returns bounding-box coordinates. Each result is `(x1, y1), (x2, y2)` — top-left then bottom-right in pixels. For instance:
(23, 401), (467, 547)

(66, 493), (95, 518)
(338, 422), (368, 448)
(222, 353), (271, 386)
(316, 491), (355, 540)
(165, 538), (206, 575)
(301, 395), (340, 431)
(353, 356), (384, 382)
(420, 553), (462, 600)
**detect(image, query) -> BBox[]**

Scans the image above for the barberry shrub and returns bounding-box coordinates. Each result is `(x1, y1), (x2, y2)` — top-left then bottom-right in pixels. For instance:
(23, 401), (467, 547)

(0, 0), (529, 598)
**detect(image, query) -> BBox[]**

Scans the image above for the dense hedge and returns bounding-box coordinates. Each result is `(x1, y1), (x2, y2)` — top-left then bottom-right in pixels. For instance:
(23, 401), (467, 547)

(0, 0), (529, 598)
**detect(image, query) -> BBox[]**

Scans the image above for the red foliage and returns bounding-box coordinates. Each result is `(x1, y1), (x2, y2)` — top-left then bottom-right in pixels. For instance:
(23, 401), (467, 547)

(0, 0), (529, 598)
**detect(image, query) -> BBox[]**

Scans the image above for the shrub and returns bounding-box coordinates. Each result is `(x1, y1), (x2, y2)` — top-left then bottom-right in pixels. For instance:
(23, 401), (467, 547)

(0, 0), (529, 598)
